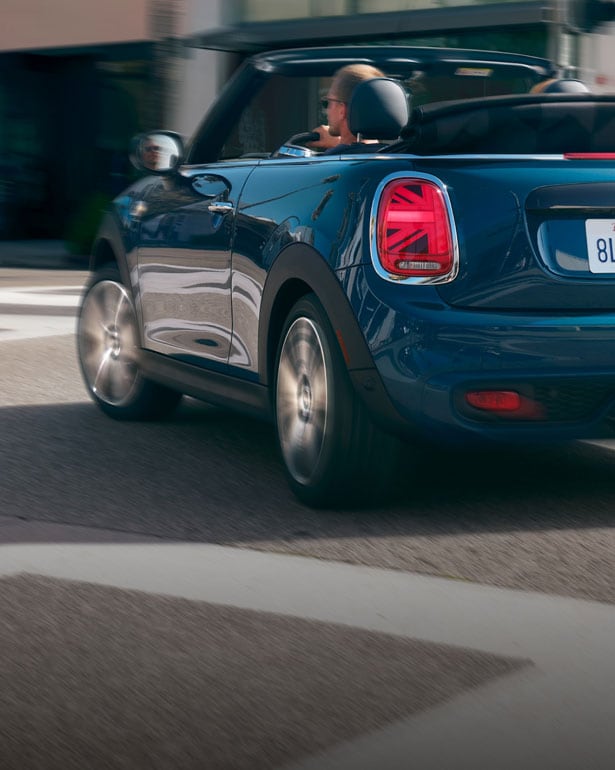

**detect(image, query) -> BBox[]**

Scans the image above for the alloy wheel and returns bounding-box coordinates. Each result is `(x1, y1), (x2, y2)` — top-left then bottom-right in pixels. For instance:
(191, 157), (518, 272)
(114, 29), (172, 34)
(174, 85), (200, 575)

(78, 280), (140, 407)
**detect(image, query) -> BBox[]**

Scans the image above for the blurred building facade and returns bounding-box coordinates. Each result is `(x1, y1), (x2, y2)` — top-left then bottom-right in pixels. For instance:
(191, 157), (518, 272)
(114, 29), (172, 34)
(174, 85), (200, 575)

(0, 0), (611, 243)
(0, 0), (223, 242)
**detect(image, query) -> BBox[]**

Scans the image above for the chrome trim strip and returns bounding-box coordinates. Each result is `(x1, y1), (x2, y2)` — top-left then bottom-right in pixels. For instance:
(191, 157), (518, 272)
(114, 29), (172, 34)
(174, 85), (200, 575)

(542, 205), (615, 212)
(319, 152), (567, 161)
(180, 154), (572, 169)
(369, 171), (460, 286)
(375, 153), (567, 161)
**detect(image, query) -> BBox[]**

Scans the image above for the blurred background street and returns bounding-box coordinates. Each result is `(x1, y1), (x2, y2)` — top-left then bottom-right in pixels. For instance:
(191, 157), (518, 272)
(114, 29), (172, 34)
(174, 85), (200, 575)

(0, 241), (81, 270)
(2, 0), (615, 267)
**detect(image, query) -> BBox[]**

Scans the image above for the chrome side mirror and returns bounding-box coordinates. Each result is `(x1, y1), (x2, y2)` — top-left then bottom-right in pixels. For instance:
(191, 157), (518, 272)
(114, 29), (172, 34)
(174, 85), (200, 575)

(130, 131), (184, 174)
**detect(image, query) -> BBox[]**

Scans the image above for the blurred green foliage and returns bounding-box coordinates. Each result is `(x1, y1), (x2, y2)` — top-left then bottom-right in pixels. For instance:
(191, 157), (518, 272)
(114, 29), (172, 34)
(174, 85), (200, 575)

(65, 192), (111, 256)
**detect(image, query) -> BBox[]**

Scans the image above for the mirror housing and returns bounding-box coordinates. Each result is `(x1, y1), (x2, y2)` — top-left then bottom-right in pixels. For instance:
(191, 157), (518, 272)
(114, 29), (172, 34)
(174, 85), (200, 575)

(130, 131), (184, 174)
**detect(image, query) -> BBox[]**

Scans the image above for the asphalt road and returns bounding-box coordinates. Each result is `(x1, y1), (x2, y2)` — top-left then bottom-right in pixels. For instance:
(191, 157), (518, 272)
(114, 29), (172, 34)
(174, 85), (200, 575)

(1, 268), (615, 603)
(2, 267), (615, 769)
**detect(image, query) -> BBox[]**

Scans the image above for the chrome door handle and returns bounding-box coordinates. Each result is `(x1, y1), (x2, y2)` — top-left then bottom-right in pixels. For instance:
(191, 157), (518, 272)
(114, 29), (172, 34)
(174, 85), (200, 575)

(207, 201), (233, 214)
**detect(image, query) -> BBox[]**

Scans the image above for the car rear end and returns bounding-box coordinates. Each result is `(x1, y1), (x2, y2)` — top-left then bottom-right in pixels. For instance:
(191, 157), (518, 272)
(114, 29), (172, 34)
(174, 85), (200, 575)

(350, 152), (615, 444)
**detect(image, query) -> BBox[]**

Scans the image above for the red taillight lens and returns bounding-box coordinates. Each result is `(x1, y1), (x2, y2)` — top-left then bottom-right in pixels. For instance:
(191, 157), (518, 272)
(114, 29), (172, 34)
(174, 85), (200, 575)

(376, 179), (454, 278)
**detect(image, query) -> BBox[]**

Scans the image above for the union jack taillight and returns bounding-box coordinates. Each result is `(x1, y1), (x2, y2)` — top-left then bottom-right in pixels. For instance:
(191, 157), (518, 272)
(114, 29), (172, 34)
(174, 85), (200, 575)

(376, 178), (455, 279)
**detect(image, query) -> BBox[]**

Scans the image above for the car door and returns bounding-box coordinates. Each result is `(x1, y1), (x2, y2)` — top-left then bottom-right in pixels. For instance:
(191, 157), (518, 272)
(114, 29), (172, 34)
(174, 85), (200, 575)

(136, 162), (257, 368)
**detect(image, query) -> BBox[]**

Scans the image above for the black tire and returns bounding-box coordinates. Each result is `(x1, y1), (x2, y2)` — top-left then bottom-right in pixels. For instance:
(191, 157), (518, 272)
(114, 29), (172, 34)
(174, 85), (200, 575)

(77, 266), (181, 420)
(274, 294), (400, 507)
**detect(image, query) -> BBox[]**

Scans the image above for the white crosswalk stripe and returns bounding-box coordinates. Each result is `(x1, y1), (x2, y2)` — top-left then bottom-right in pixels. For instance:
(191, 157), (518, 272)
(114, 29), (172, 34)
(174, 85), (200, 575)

(0, 284), (81, 341)
(2, 540), (615, 769)
(0, 285), (81, 309)
(0, 313), (77, 341)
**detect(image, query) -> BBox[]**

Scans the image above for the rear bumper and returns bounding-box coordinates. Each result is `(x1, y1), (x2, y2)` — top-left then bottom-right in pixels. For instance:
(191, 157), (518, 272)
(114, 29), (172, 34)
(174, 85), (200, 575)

(417, 370), (615, 444)
(345, 268), (615, 442)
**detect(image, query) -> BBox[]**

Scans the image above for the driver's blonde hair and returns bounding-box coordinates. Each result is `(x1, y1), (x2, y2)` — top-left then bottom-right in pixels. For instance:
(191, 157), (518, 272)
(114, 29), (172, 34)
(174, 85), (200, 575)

(331, 64), (385, 104)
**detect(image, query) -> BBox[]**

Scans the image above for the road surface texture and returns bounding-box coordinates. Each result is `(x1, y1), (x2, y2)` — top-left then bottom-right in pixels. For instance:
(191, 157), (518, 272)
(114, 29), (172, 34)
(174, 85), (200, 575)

(1, 266), (615, 769)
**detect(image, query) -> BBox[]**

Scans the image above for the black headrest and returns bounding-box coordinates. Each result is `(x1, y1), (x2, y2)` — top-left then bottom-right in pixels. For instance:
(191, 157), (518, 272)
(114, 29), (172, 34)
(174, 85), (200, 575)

(543, 79), (590, 93)
(531, 78), (591, 94)
(348, 78), (410, 140)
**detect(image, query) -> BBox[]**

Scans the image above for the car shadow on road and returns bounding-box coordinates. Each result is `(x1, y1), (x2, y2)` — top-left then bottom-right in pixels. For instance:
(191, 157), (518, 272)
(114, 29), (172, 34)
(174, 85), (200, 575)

(1, 396), (614, 536)
(4, 397), (615, 600)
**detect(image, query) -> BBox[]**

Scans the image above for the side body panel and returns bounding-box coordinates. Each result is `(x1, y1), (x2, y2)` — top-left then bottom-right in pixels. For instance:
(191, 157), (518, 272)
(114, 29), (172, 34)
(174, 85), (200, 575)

(231, 155), (414, 379)
(134, 163), (258, 369)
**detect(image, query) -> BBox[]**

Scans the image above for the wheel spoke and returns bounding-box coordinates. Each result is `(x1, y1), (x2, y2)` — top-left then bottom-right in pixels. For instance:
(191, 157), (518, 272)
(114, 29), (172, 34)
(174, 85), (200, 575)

(80, 335), (105, 378)
(295, 416), (324, 476)
(299, 329), (320, 373)
(276, 355), (298, 403)
(109, 356), (132, 400)
(114, 290), (128, 327)
(92, 349), (113, 395)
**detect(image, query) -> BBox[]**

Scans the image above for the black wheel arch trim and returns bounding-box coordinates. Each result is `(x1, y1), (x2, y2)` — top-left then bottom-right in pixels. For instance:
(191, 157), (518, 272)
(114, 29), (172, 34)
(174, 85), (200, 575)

(258, 243), (405, 434)
(258, 243), (374, 385)
(90, 211), (133, 293)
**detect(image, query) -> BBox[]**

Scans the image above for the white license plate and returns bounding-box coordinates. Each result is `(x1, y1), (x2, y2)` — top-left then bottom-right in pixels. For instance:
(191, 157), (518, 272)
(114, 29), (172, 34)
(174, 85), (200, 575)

(586, 219), (615, 273)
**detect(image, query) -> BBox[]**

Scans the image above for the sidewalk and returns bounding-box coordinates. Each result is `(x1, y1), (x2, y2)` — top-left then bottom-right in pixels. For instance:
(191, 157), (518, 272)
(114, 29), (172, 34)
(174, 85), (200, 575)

(0, 240), (88, 270)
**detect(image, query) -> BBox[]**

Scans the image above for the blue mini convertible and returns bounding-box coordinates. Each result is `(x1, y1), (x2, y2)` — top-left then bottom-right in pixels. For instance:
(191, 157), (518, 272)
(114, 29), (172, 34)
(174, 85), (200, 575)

(77, 45), (615, 506)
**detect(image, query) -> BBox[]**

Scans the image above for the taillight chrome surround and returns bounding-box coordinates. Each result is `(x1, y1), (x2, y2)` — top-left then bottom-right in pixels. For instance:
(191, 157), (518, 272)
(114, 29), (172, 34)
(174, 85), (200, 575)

(369, 172), (459, 285)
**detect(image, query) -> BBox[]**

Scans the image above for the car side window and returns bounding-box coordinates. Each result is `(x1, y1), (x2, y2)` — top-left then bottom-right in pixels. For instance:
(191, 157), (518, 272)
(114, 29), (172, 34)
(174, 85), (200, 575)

(219, 74), (323, 160)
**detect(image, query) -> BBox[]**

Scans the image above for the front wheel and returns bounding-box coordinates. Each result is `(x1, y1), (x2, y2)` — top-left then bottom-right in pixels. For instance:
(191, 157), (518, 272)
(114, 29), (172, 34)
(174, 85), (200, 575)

(77, 266), (181, 420)
(274, 294), (400, 507)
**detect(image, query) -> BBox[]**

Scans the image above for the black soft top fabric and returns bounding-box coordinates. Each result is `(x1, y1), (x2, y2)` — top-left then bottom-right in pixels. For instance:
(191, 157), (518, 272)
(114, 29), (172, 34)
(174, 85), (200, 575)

(400, 93), (615, 155)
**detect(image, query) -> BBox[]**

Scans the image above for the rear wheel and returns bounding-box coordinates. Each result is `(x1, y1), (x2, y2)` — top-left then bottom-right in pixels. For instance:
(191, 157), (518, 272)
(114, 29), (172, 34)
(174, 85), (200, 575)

(77, 266), (181, 420)
(274, 294), (400, 507)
